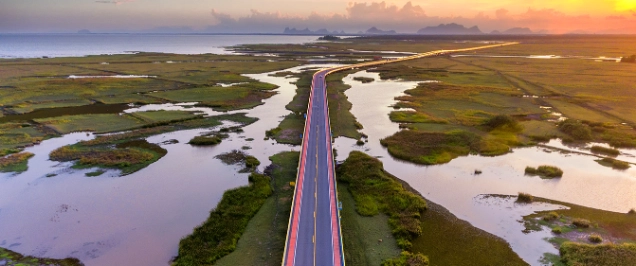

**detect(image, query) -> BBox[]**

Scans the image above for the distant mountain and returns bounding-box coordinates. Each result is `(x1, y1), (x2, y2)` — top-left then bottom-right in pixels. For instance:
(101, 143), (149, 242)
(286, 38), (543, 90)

(365, 27), (397, 35)
(283, 27), (343, 35)
(490, 30), (501, 35)
(417, 23), (482, 35)
(502, 27), (533, 35)
(77, 29), (91, 34)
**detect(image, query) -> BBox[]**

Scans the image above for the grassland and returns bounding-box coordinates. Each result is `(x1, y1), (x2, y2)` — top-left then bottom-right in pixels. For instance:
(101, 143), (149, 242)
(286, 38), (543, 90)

(42, 113), (255, 175)
(0, 247), (82, 266)
(525, 165), (564, 179)
(50, 139), (166, 175)
(522, 196), (636, 265)
(173, 172), (272, 265)
(266, 113), (304, 145)
(338, 151), (525, 266)
(559, 242), (636, 266)
(0, 53), (299, 112)
(0, 152), (34, 173)
(326, 71), (362, 139)
(215, 152), (299, 266)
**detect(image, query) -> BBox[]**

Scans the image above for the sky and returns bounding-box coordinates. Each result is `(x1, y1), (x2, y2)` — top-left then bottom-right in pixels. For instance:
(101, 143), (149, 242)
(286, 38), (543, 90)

(1, 0), (636, 34)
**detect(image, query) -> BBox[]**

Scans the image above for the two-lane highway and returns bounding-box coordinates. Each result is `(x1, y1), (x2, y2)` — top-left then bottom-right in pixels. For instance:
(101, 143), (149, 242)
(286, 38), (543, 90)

(282, 42), (518, 266)
(283, 70), (343, 266)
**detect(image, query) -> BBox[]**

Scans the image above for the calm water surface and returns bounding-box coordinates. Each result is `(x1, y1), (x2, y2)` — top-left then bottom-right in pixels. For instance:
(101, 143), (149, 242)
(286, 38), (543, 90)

(0, 34), (319, 58)
(0, 64), (339, 265)
(333, 70), (636, 265)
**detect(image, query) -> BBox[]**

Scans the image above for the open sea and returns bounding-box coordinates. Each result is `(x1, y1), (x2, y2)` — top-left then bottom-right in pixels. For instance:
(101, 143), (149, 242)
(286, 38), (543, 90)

(0, 34), (320, 58)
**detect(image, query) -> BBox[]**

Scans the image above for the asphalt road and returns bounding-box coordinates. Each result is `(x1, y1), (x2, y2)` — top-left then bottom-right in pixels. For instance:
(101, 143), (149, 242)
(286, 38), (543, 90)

(283, 70), (343, 266)
(282, 42), (519, 266)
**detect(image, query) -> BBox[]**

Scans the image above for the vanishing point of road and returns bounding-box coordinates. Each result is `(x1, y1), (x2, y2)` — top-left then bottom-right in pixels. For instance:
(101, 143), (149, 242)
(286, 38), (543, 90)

(282, 42), (518, 266)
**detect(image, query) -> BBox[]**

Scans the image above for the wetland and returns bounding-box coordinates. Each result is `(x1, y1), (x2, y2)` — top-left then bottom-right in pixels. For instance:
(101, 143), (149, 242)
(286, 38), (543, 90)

(1, 35), (635, 266)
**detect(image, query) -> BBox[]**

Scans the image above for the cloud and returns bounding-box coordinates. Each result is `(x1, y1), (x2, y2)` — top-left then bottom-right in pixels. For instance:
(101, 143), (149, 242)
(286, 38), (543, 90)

(95, 0), (135, 5)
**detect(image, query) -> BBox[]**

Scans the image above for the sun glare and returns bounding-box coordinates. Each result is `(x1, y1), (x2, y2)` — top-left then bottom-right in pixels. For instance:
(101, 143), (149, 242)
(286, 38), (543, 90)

(616, 0), (636, 11)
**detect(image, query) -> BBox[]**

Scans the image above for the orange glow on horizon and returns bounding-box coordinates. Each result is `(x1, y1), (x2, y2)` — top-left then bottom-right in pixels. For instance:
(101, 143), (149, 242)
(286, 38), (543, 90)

(616, 0), (636, 11)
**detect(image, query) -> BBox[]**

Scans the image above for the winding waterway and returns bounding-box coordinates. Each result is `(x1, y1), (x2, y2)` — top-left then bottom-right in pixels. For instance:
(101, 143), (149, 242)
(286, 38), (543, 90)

(333, 70), (636, 265)
(0, 64), (337, 265)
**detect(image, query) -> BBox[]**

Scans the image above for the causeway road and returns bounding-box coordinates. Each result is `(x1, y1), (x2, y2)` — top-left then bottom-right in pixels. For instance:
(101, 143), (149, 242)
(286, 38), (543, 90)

(282, 42), (518, 266)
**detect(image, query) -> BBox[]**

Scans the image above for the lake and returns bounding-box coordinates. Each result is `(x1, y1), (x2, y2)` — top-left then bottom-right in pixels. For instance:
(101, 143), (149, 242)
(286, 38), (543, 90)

(0, 34), (320, 58)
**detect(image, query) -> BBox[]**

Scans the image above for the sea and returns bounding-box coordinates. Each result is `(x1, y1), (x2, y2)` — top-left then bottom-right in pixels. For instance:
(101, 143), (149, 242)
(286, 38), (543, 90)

(0, 34), (321, 58)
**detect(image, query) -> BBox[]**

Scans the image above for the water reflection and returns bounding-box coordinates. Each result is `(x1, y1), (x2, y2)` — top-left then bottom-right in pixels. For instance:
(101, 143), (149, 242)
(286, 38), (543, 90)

(0, 64), (339, 265)
(334, 70), (636, 265)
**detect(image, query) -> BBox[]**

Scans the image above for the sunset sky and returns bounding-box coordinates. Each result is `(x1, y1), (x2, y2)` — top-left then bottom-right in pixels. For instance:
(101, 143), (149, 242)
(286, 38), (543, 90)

(1, 0), (635, 33)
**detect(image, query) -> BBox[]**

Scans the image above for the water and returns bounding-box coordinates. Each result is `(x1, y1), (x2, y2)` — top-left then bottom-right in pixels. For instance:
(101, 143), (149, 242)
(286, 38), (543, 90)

(0, 34), (320, 59)
(332, 70), (636, 265)
(0, 64), (340, 265)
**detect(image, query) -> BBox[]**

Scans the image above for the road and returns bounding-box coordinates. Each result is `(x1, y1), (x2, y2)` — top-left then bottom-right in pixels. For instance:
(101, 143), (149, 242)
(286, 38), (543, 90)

(282, 42), (518, 266)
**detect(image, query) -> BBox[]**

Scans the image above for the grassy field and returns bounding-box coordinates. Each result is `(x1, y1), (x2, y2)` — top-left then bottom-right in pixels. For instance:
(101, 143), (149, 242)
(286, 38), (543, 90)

(0, 152), (34, 173)
(326, 71), (362, 139)
(337, 151), (525, 266)
(215, 152), (299, 266)
(521, 196), (636, 265)
(174, 172), (272, 265)
(0, 247), (82, 266)
(338, 183), (402, 265)
(266, 113), (304, 145)
(50, 139), (166, 175)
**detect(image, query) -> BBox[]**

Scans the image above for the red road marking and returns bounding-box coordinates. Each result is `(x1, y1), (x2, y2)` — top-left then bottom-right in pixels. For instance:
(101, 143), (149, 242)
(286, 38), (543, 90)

(285, 80), (315, 266)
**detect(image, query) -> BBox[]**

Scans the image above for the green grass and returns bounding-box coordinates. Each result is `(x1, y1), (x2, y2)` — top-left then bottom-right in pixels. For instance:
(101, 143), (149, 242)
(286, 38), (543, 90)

(559, 242), (636, 266)
(129, 110), (200, 123)
(353, 76), (375, 83)
(0, 247), (82, 266)
(517, 192), (534, 203)
(590, 145), (620, 156)
(34, 113), (146, 134)
(380, 130), (481, 165)
(0, 122), (49, 150)
(215, 152), (299, 266)
(326, 71), (362, 139)
(266, 113), (304, 145)
(0, 152), (34, 173)
(188, 136), (222, 146)
(595, 158), (631, 170)
(150, 84), (276, 111)
(173, 172), (272, 265)
(338, 151), (525, 266)
(215, 150), (261, 173)
(9, 99), (93, 114)
(339, 183), (401, 265)
(85, 169), (106, 177)
(337, 151), (427, 251)
(389, 111), (447, 124)
(525, 165), (564, 179)
(50, 139), (166, 175)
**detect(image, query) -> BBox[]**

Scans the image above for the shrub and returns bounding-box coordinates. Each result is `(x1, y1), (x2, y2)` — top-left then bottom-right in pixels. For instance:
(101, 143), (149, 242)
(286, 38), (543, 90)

(483, 115), (521, 131)
(628, 208), (635, 215)
(552, 227), (563, 234)
(517, 192), (533, 203)
(588, 234), (603, 243)
(245, 156), (260, 168)
(590, 146), (620, 156)
(572, 218), (592, 228)
(174, 173), (272, 265)
(560, 242), (636, 265)
(188, 136), (222, 146)
(525, 165), (563, 178)
(543, 211), (560, 221)
(558, 119), (592, 141)
(381, 251), (429, 266)
(338, 151), (427, 253)
(598, 158), (631, 170)
(356, 139), (365, 146)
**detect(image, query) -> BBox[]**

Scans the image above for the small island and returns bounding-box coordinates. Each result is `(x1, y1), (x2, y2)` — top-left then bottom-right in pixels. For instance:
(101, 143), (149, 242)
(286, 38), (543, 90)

(318, 35), (341, 41)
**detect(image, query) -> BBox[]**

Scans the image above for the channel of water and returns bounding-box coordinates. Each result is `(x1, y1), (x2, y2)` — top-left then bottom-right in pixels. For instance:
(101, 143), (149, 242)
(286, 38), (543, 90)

(333, 70), (636, 265)
(0, 64), (338, 265)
